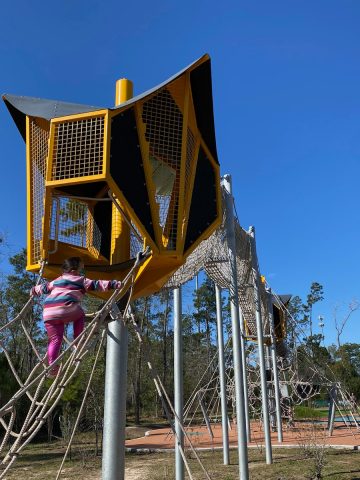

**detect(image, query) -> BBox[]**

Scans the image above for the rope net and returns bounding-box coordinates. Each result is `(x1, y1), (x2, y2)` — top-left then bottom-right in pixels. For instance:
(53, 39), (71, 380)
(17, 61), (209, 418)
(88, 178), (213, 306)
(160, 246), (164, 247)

(0, 250), (151, 478)
(163, 187), (360, 436)
(0, 285), (123, 477)
(0, 249), (214, 480)
(165, 188), (270, 336)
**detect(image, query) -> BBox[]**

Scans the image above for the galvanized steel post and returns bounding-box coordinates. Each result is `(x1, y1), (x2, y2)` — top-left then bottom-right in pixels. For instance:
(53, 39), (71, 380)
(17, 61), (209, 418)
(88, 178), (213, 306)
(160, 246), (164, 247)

(215, 284), (230, 465)
(267, 288), (283, 442)
(328, 385), (337, 436)
(249, 226), (273, 464)
(174, 287), (184, 480)
(102, 305), (128, 480)
(102, 79), (133, 480)
(222, 174), (249, 480)
(239, 307), (251, 442)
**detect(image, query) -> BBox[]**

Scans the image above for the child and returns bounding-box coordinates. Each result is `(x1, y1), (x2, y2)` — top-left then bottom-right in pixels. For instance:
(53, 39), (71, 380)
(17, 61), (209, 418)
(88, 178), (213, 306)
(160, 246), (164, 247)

(31, 257), (122, 376)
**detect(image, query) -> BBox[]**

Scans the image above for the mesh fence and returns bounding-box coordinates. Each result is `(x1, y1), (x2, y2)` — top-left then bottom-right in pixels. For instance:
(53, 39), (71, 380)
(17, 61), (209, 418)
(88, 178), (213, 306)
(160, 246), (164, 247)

(29, 118), (50, 264)
(184, 128), (196, 216)
(51, 116), (105, 181)
(50, 196), (102, 254)
(142, 87), (183, 250)
(130, 221), (144, 258)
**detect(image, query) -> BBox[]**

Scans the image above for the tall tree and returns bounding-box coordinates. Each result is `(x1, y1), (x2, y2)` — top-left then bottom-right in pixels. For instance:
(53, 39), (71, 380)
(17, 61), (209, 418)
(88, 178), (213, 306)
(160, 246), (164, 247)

(2, 249), (44, 377)
(193, 276), (217, 364)
(303, 282), (324, 339)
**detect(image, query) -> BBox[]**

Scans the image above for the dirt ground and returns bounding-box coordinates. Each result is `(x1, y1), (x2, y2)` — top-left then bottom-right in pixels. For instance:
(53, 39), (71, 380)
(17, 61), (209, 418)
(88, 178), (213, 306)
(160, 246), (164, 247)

(125, 420), (360, 451)
(2, 422), (360, 479)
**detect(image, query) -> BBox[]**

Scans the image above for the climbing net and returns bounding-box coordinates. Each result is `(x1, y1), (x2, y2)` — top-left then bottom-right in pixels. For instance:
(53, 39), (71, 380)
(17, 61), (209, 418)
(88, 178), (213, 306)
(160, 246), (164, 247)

(166, 188), (270, 336)
(179, 321), (360, 439)
(0, 254), (147, 478)
(164, 187), (360, 436)
(0, 247), (216, 480)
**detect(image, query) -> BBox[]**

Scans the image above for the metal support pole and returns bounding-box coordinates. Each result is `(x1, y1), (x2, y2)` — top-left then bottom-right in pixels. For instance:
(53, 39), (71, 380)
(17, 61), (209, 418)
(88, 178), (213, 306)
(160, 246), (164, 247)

(102, 305), (128, 480)
(328, 385), (337, 436)
(215, 285), (230, 465)
(266, 345), (276, 431)
(267, 288), (283, 442)
(222, 174), (249, 480)
(198, 391), (215, 441)
(249, 226), (272, 464)
(174, 287), (184, 480)
(102, 78), (133, 480)
(239, 307), (251, 442)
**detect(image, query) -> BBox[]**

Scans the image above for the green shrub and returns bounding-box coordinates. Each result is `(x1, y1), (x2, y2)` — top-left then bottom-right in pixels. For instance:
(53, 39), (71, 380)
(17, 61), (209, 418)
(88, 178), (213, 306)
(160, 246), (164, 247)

(294, 405), (323, 419)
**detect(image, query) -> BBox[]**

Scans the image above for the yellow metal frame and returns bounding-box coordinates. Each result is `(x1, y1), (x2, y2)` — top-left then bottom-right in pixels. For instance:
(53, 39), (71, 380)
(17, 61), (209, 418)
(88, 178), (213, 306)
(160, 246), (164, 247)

(107, 175), (159, 255)
(46, 110), (109, 188)
(26, 115), (51, 270)
(25, 116), (33, 268)
(177, 73), (190, 252)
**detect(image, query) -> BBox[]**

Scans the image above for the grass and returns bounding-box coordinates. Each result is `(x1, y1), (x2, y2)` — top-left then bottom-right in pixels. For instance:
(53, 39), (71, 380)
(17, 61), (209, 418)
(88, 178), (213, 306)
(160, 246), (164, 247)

(144, 449), (360, 480)
(1, 433), (360, 479)
(294, 405), (324, 419)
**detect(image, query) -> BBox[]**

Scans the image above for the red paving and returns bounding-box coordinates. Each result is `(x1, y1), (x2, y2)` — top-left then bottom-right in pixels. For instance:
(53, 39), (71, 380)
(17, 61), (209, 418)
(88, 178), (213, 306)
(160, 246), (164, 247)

(126, 421), (360, 451)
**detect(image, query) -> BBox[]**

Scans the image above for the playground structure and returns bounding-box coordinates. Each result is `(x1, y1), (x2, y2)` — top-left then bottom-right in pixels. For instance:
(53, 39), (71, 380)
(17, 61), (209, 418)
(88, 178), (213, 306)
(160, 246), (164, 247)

(1, 54), (360, 480)
(3, 54), (221, 299)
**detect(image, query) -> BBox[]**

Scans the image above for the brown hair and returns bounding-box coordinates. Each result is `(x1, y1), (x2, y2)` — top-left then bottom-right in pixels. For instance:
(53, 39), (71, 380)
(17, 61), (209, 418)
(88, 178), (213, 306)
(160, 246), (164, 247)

(62, 257), (83, 273)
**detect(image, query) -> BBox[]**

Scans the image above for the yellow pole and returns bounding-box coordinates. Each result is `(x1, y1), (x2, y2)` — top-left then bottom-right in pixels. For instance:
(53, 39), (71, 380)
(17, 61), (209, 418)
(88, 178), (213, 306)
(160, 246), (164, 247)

(110, 79), (133, 264)
(115, 78), (133, 105)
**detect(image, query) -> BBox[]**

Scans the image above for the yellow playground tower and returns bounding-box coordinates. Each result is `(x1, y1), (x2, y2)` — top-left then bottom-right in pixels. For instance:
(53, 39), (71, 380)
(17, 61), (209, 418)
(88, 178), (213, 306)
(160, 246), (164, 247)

(3, 55), (221, 298)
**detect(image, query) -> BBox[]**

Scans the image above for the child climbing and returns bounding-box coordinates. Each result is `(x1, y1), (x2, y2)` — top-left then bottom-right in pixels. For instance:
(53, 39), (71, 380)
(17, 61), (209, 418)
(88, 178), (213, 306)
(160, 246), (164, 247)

(30, 257), (122, 376)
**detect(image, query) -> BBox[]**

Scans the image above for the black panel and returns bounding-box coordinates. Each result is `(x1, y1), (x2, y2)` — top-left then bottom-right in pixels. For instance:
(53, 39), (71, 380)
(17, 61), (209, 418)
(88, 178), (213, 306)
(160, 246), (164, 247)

(110, 108), (155, 240)
(190, 60), (218, 164)
(185, 148), (217, 251)
(93, 200), (112, 260)
(272, 304), (283, 339)
(4, 99), (27, 141)
(57, 182), (108, 198)
(48, 258), (135, 271)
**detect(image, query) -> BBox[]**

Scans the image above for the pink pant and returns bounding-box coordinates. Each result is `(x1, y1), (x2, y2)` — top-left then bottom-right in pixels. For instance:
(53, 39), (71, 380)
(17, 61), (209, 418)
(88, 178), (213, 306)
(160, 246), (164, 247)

(45, 316), (85, 365)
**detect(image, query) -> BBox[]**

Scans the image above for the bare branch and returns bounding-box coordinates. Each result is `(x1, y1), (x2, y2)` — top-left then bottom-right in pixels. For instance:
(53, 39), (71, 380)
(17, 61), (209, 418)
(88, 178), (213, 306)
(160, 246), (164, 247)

(333, 300), (360, 348)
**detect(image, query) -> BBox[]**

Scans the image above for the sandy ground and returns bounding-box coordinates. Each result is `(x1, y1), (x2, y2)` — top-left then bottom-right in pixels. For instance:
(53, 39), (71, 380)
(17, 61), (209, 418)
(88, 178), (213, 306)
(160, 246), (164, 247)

(125, 420), (360, 451)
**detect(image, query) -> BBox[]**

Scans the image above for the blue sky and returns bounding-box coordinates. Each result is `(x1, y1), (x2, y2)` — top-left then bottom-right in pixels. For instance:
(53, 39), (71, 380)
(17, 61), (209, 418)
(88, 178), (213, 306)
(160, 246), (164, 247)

(1, 0), (360, 345)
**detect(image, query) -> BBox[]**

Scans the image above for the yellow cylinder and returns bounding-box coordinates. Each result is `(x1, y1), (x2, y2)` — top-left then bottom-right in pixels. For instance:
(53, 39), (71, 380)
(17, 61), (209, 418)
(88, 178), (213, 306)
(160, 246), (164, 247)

(115, 79), (133, 106)
(111, 78), (134, 264)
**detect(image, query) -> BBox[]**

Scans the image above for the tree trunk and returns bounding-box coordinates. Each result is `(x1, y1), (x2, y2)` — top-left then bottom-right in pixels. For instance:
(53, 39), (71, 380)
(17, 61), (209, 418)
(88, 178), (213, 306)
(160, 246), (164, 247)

(134, 340), (143, 424)
(134, 301), (148, 424)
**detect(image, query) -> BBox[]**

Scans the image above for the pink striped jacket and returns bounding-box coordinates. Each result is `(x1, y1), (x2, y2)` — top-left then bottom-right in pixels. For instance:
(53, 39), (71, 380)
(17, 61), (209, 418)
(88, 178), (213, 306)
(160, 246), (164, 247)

(31, 273), (122, 323)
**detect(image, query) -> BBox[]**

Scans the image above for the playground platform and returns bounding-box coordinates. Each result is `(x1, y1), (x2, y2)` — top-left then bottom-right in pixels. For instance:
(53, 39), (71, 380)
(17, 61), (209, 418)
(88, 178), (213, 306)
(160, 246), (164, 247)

(125, 421), (360, 452)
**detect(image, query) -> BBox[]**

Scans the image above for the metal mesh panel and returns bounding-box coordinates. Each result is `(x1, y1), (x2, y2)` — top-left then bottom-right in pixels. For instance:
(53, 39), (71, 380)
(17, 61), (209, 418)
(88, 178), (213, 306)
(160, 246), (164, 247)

(51, 116), (104, 181)
(50, 197), (102, 254)
(142, 88), (183, 249)
(235, 226), (257, 335)
(130, 222), (144, 258)
(184, 128), (196, 218)
(29, 119), (50, 264)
